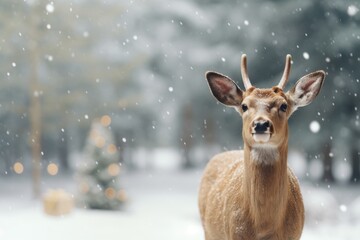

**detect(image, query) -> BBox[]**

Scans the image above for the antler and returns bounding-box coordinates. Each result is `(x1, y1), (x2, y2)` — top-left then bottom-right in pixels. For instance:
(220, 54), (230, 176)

(277, 54), (292, 89)
(241, 54), (252, 90)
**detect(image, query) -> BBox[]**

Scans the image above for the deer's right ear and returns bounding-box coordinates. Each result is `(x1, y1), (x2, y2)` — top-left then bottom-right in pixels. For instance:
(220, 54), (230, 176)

(287, 70), (325, 109)
(206, 71), (244, 106)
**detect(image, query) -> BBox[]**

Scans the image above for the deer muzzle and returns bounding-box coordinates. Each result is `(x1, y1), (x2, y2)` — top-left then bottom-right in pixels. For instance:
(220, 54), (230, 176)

(252, 119), (272, 143)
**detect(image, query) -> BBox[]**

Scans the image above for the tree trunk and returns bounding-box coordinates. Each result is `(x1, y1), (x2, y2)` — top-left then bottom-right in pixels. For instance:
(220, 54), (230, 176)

(29, 50), (42, 197)
(321, 141), (335, 182)
(203, 116), (215, 145)
(181, 104), (193, 169)
(58, 130), (69, 171)
(28, 5), (42, 198)
(350, 146), (360, 184)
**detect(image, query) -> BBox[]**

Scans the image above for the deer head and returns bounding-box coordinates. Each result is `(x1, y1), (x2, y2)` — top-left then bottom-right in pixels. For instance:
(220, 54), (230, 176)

(206, 54), (325, 149)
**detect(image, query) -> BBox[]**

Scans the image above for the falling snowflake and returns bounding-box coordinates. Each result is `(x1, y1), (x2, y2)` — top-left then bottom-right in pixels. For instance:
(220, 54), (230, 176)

(309, 120), (320, 133)
(46, 55), (53, 62)
(339, 204), (347, 212)
(46, 3), (55, 13)
(303, 52), (310, 60)
(347, 5), (359, 16)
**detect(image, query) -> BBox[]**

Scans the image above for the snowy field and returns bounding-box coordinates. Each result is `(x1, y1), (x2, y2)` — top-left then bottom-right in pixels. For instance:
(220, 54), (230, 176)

(1, 170), (360, 240)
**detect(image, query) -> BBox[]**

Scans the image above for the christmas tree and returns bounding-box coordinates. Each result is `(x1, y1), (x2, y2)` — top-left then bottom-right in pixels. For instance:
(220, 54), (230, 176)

(77, 116), (126, 210)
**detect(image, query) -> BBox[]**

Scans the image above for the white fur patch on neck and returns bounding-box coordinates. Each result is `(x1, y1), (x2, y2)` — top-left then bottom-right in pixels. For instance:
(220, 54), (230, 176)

(251, 145), (279, 165)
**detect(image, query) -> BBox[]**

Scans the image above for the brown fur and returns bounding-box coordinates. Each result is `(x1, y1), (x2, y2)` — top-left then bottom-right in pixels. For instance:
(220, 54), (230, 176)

(200, 63), (325, 240)
(198, 140), (304, 240)
(199, 89), (305, 240)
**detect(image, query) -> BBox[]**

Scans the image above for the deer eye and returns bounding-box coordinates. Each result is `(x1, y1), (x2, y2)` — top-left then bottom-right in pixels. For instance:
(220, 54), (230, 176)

(280, 103), (288, 112)
(241, 104), (248, 112)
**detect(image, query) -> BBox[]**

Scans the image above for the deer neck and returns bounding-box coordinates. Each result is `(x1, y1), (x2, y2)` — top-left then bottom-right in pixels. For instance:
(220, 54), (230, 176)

(243, 142), (289, 231)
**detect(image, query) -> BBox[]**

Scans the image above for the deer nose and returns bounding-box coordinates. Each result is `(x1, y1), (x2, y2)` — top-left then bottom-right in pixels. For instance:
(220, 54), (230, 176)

(253, 120), (271, 134)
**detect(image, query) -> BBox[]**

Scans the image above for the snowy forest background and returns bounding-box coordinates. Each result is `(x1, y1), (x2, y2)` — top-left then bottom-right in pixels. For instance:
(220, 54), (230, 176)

(0, 0), (359, 239)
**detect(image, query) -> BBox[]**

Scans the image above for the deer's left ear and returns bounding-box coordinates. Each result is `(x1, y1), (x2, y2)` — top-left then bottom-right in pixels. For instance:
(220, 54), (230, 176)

(206, 71), (244, 107)
(286, 70), (325, 112)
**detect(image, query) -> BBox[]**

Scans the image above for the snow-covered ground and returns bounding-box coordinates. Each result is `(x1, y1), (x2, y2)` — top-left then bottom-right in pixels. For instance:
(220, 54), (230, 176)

(0, 170), (360, 240)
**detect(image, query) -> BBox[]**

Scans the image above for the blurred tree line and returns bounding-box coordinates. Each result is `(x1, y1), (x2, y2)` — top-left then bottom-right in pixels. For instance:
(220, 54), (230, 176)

(0, 0), (359, 190)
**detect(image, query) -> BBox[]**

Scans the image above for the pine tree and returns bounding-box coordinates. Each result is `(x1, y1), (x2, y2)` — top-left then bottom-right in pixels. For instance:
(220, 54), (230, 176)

(77, 118), (126, 210)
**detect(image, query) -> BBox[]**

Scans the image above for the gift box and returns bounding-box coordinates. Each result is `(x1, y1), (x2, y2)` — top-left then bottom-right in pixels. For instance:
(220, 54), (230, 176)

(43, 189), (74, 216)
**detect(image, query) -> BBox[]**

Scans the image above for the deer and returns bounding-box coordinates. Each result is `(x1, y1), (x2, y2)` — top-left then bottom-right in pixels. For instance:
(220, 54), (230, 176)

(198, 54), (325, 240)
